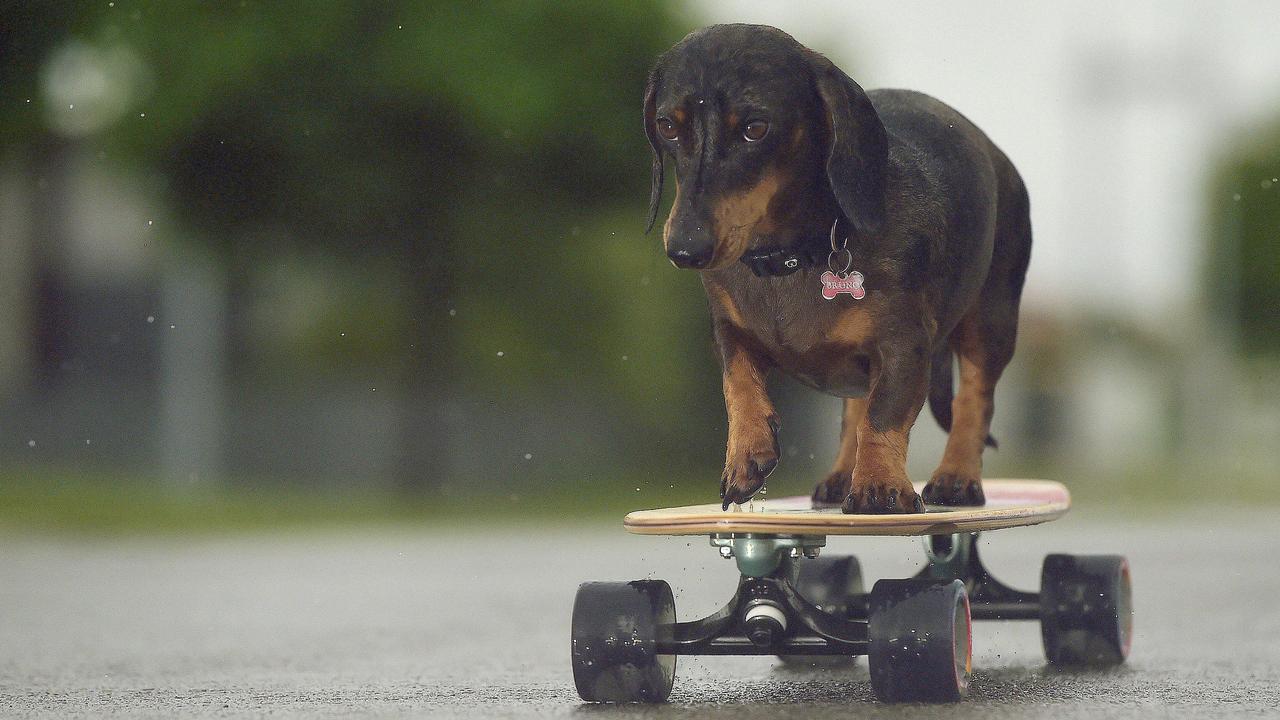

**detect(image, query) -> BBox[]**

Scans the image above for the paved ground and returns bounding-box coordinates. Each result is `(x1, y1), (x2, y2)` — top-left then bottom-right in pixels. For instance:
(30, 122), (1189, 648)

(2, 508), (1279, 719)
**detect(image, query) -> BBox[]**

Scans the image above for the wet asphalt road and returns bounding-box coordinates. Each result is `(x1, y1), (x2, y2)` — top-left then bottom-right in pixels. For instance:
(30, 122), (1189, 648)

(2, 508), (1279, 719)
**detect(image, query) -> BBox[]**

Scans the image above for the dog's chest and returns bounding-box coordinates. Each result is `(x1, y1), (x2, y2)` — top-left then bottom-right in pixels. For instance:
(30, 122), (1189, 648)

(729, 282), (875, 398)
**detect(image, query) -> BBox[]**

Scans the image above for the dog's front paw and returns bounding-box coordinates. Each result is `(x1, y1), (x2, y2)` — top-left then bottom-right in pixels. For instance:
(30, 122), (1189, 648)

(812, 471), (851, 507)
(922, 473), (986, 506)
(842, 473), (924, 514)
(720, 417), (780, 509)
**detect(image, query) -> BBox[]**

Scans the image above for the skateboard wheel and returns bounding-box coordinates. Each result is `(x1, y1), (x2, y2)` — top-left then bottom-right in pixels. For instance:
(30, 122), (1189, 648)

(778, 555), (864, 664)
(571, 580), (676, 702)
(868, 579), (971, 703)
(1040, 554), (1132, 666)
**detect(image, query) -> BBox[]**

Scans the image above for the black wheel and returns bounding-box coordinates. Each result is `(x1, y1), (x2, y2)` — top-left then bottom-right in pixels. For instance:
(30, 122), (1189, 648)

(868, 578), (971, 703)
(1040, 554), (1132, 666)
(571, 580), (676, 702)
(778, 555), (864, 664)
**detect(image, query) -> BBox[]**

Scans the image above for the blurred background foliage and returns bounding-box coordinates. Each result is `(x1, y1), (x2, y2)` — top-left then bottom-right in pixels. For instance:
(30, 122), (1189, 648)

(1, 2), (1278, 531)
(2, 1), (730, 515)
(1208, 123), (1280, 359)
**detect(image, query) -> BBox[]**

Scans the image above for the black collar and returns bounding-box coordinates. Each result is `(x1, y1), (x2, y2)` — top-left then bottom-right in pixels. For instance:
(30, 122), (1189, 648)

(739, 233), (830, 277)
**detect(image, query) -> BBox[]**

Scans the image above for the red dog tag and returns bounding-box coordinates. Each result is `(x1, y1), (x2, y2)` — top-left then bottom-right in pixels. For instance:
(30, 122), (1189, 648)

(820, 270), (866, 300)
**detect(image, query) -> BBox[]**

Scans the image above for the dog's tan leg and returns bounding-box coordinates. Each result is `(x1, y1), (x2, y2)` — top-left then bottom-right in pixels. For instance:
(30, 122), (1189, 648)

(844, 419), (922, 514)
(719, 347), (779, 508)
(925, 324), (1002, 505)
(812, 397), (866, 506)
(842, 333), (929, 514)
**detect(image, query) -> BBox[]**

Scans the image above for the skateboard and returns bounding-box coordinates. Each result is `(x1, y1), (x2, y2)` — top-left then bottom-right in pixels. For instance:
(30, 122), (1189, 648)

(571, 479), (1132, 703)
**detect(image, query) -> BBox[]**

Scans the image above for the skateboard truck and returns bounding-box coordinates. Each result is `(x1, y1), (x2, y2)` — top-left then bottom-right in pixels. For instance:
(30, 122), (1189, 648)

(708, 534), (828, 648)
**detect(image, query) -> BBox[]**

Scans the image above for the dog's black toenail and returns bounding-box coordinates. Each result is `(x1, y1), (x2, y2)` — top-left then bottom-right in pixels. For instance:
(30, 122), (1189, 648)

(969, 484), (985, 504)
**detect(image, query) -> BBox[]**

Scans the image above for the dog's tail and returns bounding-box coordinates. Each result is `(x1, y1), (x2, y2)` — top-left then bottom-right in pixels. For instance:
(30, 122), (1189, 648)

(928, 345), (998, 449)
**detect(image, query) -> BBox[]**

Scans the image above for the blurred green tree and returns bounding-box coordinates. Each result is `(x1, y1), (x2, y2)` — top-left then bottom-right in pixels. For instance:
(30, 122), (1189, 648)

(1, 2), (723, 490)
(1208, 123), (1280, 358)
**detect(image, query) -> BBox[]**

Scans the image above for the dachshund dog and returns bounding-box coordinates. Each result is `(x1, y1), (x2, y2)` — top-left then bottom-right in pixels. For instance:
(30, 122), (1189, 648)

(644, 25), (1031, 514)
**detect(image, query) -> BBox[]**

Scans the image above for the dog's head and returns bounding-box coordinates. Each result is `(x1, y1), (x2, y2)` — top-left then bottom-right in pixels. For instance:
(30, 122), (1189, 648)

(644, 24), (887, 270)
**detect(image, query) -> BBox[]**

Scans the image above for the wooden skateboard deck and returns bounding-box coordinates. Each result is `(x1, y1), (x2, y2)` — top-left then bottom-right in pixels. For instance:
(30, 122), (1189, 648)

(624, 478), (1068, 536)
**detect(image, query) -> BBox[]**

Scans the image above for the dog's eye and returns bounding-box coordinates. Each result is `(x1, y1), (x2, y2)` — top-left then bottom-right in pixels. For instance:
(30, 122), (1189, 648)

(743, 120), (769, 142)
(656, 117), (679, 141)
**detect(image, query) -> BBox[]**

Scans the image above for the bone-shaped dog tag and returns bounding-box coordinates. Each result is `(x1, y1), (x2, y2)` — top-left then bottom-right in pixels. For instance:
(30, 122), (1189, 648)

(820, 270), (866, 300)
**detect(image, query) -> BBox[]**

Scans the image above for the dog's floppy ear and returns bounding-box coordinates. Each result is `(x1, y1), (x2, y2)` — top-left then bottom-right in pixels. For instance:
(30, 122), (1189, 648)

(643, 67), (664, 233)
(808, 53), (888, 236)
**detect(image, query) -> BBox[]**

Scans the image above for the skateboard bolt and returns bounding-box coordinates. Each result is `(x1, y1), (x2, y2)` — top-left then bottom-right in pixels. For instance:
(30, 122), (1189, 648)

(719, 546), (733, 559)
(743, 603), (787, 648)
(789, 548), (801, 559)
(746, 618), (778, 647)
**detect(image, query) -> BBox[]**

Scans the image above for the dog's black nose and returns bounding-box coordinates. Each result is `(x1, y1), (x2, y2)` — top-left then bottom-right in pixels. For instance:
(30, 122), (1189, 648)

(668, 243), (712, 269)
